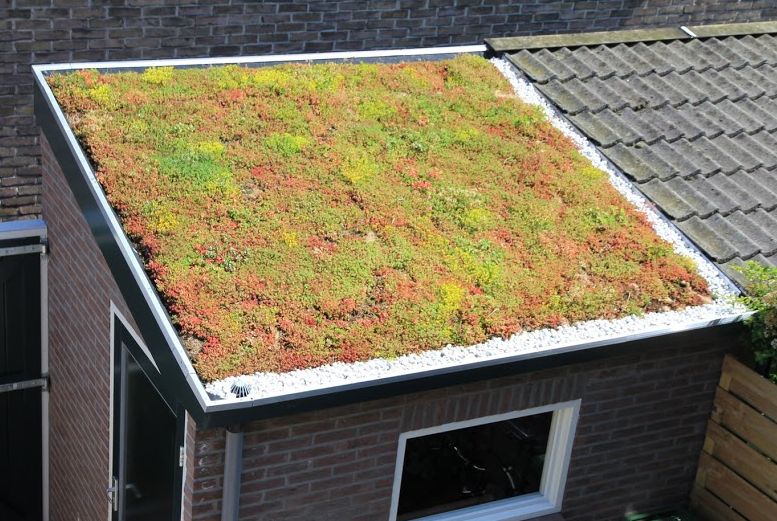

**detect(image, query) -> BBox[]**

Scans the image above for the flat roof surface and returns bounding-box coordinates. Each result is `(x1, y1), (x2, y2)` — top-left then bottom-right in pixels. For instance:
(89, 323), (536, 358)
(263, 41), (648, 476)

(495, 22), (777, 283)
(47, 54), (719, 382)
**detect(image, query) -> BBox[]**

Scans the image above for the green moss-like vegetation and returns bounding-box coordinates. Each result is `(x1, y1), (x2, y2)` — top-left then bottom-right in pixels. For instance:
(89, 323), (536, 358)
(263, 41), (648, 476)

(734, 261), (777, 384)
(48, 56), (710, 380)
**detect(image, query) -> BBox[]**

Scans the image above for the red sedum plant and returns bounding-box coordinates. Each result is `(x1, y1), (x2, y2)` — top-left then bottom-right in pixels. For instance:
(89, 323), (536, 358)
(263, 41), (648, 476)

(49, 56), (710, 381)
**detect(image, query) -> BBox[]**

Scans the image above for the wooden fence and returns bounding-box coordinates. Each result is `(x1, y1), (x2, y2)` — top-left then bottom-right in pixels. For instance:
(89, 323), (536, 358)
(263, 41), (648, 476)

(691, 355), (777, 521)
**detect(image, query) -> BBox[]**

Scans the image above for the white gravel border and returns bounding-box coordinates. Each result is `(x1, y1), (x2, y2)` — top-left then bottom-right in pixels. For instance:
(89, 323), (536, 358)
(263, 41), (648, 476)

(205, 57), (745, 401)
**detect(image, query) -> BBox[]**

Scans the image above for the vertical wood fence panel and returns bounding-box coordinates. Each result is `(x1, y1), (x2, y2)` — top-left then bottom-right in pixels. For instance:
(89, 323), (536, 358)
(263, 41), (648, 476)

(691, 355), (777, 521)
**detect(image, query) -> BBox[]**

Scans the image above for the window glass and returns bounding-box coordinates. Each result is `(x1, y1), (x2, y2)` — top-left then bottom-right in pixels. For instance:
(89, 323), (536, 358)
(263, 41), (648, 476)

(397, 412), (552, 520)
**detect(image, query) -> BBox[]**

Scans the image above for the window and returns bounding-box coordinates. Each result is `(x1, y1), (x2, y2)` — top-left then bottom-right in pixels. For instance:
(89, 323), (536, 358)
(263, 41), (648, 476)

(389, 400), (580, 521)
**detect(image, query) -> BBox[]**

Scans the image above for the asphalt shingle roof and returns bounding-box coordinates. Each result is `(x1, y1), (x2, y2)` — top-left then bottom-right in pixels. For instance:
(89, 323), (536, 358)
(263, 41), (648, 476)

(489, 22), (777, 283)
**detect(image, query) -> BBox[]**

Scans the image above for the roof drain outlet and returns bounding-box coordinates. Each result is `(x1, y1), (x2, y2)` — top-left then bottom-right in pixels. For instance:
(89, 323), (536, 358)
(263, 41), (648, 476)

(230, 380), (252, 399)
(221, 427), (244, 521)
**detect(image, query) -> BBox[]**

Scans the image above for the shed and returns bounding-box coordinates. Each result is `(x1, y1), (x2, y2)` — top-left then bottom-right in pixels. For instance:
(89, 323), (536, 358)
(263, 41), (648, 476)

(8, 30), (757, 521)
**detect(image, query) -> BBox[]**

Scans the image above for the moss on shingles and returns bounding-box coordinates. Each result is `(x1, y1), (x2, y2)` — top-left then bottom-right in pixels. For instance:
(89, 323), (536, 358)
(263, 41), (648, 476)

(48, 56), (710, 381)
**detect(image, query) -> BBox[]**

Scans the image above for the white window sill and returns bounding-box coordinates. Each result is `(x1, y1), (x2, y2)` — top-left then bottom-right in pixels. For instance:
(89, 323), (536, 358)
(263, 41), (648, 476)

(403, 493), (558, 521)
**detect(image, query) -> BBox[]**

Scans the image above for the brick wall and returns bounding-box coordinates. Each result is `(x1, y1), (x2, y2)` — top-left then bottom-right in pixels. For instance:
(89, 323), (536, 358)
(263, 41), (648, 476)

(184, 410), (198, 521)
(191, 327), (739, 521)
(41, 132), (139, 521)
(7, 0), (777, 219)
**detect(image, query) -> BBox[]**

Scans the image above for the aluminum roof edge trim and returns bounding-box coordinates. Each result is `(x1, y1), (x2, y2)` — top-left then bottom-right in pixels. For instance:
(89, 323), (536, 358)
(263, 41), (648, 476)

(201, 311), (752, 421)
(0, 219), (47, 241)
(487, 20), (777, 52)
(31, 45), (488, 73)
(31, 66), (211, 411)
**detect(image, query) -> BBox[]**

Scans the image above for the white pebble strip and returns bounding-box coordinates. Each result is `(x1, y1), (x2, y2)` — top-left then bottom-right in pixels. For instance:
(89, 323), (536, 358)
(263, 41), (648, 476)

(205, 57), (746, 402)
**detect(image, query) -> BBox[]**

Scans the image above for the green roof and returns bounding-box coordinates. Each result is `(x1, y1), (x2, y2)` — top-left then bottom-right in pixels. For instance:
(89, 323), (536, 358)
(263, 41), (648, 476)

(49, 55), (709, 381)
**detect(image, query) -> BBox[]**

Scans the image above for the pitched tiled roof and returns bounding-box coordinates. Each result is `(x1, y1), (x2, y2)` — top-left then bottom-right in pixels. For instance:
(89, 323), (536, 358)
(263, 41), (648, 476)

(489, 22), (777, 282)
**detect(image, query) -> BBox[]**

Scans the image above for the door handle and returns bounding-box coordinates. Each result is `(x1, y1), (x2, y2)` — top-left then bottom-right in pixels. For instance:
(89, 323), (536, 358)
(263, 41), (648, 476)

(126, 482), (143, 499)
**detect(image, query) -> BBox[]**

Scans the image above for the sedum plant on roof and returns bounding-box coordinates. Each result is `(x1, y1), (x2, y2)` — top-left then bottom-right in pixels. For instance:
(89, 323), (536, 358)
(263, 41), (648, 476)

(49, 55), (710, 381)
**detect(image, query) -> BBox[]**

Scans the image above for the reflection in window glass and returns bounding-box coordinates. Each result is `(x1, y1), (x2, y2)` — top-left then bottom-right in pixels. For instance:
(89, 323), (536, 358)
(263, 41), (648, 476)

(397, 412), (552, 520)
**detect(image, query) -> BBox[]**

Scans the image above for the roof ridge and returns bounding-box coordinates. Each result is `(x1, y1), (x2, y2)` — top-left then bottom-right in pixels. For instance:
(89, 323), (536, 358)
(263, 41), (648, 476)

(486, 21), (777, 53)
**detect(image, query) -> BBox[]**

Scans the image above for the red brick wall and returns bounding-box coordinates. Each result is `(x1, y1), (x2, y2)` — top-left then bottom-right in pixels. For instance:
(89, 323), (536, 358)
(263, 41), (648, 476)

(41, 132), (139, 521)
(183, 410), (198, 521)
(191, 328), (737, 521)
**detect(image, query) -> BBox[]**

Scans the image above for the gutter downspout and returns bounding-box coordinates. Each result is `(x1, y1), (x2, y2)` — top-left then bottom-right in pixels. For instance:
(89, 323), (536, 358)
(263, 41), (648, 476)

(221, 427), (244, 521)
(41, 245), (50, 521)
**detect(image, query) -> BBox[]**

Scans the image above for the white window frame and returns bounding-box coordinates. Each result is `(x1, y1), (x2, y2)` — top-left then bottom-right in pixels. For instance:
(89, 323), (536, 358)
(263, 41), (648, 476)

(388, 399), (581, 521)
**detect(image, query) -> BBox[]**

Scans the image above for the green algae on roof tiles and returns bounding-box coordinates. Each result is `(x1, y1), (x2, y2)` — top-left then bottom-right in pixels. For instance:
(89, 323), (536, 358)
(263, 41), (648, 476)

(48, 55), (710, 381)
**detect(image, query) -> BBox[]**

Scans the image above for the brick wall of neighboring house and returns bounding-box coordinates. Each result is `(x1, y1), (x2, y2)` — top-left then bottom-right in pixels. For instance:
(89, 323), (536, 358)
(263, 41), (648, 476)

(6, 1), (777, 219)
(191, 325), (740, 521)
(41, 132), (141, 521)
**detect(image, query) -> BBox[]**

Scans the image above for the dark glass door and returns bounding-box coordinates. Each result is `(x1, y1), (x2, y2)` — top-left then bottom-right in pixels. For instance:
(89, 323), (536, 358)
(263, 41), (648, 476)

(113, 341), (180, 521)
(0, 254), (42, 521)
